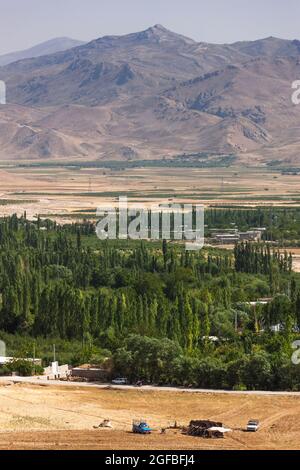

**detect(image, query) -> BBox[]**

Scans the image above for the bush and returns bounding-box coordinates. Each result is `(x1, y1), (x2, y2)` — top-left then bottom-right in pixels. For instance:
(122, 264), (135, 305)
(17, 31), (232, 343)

(0, 366), (10, 376)
(6, 359), (44, 377)
(233, 384), (247, 391)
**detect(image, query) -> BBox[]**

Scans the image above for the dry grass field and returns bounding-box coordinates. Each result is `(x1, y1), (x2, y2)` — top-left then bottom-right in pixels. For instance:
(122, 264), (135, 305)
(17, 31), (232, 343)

(0, 383), (300, 450)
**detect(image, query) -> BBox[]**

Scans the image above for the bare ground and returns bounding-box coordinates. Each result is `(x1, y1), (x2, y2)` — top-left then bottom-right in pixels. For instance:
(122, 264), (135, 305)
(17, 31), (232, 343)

(0, 383), (300, 450)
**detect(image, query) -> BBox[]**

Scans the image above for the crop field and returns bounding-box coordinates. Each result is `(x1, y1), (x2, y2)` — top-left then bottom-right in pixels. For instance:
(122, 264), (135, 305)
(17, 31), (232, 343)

(1, 166), (300, 222)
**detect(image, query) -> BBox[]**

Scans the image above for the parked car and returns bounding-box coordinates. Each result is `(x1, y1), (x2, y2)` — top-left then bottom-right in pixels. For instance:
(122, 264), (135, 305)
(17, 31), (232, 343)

(132, 420), (152, 434)
(247, 420), (260, 432)
(111, 377), (128, 385)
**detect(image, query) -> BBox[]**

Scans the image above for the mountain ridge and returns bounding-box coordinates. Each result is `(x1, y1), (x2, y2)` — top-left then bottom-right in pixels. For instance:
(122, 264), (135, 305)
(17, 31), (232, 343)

(0, 25), (300, 165)
(0, 37), (85, 67)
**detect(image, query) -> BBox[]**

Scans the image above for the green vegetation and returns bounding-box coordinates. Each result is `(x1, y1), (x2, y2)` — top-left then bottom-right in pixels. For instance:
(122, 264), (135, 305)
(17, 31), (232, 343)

(0, 199), (35, 206)
(0, 214), (299, 390)
(206, 207), (300, 245)
(0, 359), (44, 377)
(12, 154), (236, 170)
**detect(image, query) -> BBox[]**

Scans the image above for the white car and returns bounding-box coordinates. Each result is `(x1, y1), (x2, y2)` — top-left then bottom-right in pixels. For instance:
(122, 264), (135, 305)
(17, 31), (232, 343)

(111, 377), (128, 385)
(247, 420), (260, 432)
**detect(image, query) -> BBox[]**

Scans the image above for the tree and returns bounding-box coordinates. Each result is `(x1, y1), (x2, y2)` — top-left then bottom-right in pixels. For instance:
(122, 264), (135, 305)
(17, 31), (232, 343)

(242, 353), (272, 390)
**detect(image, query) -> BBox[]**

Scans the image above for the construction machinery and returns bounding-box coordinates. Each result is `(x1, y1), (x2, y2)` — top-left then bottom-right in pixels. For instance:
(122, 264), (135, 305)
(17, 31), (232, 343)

(132, 420), (152, 434)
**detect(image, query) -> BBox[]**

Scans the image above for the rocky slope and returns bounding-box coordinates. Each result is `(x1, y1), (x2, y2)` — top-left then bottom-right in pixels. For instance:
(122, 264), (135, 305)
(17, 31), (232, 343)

(0, 25), (300, 164)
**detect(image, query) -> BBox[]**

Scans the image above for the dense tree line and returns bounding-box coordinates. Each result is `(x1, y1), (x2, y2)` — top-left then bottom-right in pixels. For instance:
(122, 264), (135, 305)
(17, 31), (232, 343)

(234, 242), (292, 275)
(206, 207), (300, 244)
(0, 214), (299, 390)
(113, 335), (300, 391)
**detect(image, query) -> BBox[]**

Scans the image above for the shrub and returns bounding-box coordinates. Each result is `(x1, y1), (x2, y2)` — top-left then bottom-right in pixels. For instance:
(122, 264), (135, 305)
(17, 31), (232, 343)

(6, 359), (44, 377)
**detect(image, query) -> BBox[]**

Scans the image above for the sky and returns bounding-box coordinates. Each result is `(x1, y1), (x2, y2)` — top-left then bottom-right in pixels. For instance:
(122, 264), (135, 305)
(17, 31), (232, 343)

(0, 0), (299, 55)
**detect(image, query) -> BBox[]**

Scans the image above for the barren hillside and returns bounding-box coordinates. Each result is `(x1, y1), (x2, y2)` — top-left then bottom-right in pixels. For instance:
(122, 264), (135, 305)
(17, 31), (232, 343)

(0, 25), (300, 164)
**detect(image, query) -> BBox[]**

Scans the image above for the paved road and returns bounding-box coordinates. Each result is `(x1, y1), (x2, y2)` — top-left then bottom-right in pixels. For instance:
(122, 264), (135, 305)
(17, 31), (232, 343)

(1, 375), (300, 396)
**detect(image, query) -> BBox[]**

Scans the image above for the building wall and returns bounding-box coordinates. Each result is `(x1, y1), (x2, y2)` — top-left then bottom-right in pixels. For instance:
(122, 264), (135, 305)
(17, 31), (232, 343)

(71, 368), (109, 381)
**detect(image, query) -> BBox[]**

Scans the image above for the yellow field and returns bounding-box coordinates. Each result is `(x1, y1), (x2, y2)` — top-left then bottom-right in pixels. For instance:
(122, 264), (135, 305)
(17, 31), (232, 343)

(0, 383), (300, 450)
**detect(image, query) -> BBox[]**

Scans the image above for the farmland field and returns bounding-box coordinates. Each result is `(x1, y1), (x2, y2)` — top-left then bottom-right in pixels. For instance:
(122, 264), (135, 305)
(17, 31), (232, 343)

(0, 383), (300, 450)
(1, 166), (300, 222)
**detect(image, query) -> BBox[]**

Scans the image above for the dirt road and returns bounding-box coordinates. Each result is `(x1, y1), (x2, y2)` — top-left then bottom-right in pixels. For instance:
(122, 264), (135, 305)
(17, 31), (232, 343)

(1, 376), (299, 396)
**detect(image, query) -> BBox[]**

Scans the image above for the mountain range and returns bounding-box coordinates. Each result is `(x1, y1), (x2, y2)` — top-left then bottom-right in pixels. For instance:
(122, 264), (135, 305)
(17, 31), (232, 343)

(0, 37), (85, 67)
(0, 24), (300, 165)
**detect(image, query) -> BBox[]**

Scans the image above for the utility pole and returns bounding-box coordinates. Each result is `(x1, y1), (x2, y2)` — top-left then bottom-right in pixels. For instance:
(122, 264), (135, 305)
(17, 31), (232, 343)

(53, 344), (56, 363)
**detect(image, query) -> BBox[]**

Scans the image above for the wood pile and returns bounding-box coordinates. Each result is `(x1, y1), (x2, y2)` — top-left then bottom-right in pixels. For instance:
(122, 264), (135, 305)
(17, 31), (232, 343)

(186, 420), (223, 438)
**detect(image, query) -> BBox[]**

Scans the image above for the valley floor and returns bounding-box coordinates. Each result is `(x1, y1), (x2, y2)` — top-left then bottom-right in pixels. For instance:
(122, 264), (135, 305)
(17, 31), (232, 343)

(1, 166), (300, 223)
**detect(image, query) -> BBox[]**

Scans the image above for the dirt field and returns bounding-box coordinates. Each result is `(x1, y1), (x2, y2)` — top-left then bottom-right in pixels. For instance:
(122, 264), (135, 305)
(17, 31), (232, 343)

(0, 382), (300, 450)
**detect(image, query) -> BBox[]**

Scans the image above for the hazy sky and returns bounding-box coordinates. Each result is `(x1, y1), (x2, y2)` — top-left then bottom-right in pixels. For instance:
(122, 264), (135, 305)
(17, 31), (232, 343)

(0, 0), (299, 55)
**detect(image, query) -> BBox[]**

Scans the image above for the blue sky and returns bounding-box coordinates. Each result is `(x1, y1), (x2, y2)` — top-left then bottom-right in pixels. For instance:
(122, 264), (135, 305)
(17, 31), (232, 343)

(0, 0), (299, 54)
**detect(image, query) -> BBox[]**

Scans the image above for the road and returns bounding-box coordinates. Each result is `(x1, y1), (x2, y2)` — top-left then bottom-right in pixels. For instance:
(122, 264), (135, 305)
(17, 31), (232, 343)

(0, 375), (300, 396)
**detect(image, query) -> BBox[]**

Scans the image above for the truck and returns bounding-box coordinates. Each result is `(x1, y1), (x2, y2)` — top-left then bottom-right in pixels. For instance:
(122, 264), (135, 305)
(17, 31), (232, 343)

(132, 420), (152, 434)
(247, 420), (260, 432)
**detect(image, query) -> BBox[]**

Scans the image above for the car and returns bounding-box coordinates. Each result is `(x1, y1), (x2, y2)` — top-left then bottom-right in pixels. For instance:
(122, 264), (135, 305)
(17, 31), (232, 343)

(247, 420), (260, 432)
(111, 377), (128, 385)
